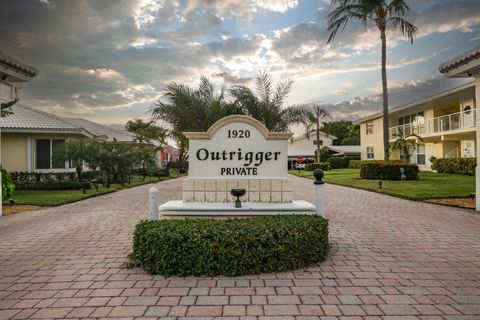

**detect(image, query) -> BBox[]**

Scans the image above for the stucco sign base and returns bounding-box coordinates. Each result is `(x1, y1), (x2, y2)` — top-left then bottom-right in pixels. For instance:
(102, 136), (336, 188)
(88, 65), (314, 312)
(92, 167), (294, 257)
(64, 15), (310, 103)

(158, 200), (316, 217)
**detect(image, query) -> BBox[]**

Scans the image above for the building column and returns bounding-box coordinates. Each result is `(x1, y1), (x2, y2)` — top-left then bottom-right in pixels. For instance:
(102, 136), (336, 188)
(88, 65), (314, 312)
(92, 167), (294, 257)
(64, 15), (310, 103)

(27, 136), (33, 173)
(475, 77), (480, 210)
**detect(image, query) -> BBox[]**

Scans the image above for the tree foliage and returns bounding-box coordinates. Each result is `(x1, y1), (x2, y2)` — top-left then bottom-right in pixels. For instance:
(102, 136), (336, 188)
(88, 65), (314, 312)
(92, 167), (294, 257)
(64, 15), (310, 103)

(321, 120), (359, 146)
(390, 131), (423, 164)
(0, 99), (18, 117)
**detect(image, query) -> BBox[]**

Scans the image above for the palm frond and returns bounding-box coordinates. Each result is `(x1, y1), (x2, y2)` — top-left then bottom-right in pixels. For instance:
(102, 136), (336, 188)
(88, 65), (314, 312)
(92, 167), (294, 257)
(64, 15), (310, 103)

(388, 16), (417, 43)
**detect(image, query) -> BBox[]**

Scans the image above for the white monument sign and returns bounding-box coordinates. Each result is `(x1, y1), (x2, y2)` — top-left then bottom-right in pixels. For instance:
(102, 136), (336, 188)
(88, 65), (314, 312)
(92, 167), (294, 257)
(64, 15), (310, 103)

(158, 115), (316, 216)
(187, 118), (288, 179)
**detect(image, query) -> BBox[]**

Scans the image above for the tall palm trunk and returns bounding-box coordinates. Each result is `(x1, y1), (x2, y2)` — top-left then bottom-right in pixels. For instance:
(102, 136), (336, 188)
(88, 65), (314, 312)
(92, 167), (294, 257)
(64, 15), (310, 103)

(380, 27), (390, 162)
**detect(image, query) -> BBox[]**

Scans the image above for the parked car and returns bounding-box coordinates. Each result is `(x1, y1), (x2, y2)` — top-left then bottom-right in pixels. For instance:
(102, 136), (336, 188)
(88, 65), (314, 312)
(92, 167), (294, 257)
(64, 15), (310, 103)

(296, 163), (305, 170)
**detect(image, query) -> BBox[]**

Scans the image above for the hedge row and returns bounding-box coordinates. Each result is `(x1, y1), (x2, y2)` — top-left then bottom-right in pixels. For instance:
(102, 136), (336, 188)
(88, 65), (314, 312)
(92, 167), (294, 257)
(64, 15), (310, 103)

(327, 157), (350, 169)
(10, 171), (77, 184)
(129, 215), (329, 277)
(360, 161), (419, 180)
(15, 181), (91, 190)
(431, 157), (475, 176)
(348, 160), (362, 169)
(327, 156), (361, 169)
(304, 162), (330, 171)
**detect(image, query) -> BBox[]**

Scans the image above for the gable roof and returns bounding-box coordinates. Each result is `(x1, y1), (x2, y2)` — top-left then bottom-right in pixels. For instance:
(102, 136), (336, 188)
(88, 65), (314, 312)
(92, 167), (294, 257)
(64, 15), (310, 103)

(326, 145), (361, 155)
(0, 51), (38, 78)
(289, 130), (336, 143)
(439, 47), (480, 76)
(64, 118), (134, 142)
(0, 99), (88, 135)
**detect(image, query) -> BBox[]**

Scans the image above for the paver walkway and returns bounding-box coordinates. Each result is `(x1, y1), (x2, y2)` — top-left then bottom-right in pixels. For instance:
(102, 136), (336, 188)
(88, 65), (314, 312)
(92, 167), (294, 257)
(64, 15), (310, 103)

(1, 175), (479, 320)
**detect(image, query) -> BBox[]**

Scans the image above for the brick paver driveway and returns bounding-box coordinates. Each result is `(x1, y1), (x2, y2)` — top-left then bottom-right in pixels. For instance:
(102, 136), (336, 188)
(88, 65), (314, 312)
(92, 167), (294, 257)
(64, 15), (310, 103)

(1, 175), (479, 320)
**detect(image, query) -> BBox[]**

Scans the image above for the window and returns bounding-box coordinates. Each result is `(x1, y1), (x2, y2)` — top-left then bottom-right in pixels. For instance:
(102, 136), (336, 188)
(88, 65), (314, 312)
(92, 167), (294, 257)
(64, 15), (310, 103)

(36, 139), (67, 170)
(313, 140), (323, 146)
(366, 122), (373, 135)
(416, 144), (425, 165)
(36, 139), (51, 169)
(366, 147), (374, 159)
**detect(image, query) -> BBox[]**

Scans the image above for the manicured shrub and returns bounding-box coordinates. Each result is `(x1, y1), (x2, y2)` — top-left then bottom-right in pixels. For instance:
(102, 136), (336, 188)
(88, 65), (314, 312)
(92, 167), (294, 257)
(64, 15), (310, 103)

(327, 157), (350, 169)
(1, 167), (15, 201)
(10, 171), (91, 190)
(431, 157), (475, 175)
(348, 160), (362, 169)
(15, 181), (91, 190)
(147, 167), (170, 177)
(129, 215), (329, 277)
(360, 161), (419, 180)
(305, 162), (330, 171)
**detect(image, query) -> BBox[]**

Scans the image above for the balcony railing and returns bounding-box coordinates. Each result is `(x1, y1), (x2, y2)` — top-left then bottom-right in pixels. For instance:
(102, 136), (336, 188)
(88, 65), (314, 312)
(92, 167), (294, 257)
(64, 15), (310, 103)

(389, 109), (476, 140)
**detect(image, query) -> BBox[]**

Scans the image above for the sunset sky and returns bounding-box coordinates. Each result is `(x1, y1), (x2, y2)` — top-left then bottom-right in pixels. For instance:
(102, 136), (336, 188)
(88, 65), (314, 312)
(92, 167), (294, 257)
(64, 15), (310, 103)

(2, 0), (480, 127)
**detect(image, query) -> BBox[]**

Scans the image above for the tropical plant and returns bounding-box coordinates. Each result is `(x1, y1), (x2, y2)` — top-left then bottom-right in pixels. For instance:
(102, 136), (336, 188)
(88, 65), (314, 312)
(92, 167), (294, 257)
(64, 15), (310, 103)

(304, 104), (331, 162)
(0, 99), (18, 117)
(150, 76), (238, 172)
(1, 166), (15, 202)
(391, 131), (423, 164)
(125, 119), (167, 147)
(229, 72), (308, 132)
(326, 0), (417, 161)
(53, 138), (92, 182)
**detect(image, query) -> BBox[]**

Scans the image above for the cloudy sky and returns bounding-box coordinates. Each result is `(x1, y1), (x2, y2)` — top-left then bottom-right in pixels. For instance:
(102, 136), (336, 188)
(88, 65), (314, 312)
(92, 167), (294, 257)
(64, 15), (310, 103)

(2, 0), (480, 126)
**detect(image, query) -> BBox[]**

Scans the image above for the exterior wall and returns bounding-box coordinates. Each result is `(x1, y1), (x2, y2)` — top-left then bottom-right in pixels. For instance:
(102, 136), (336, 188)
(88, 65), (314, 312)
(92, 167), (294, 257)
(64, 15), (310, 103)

(1, 132), (85, 172)
(288, 134), (334, 157)
(359, 117), (384, 160)
(1, 133), (27, 172)
(0, 81), (20, 100)
(182, 178), (293, 203)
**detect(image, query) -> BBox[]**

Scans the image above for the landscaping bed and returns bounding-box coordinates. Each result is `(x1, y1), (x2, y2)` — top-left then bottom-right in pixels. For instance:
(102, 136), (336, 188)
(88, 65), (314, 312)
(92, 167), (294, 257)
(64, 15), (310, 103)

(2, 205), (45, 215)
(4, 172), (185, 207)
(290, 168), (475, 201)
(128, 215), (329, 277)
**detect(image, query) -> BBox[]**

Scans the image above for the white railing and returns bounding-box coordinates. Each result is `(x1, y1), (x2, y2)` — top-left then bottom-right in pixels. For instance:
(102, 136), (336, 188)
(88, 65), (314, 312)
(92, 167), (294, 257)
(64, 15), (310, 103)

(389, 123), (426, 140)
(389, 109), (476, 140)
(444, 147), (460, 158)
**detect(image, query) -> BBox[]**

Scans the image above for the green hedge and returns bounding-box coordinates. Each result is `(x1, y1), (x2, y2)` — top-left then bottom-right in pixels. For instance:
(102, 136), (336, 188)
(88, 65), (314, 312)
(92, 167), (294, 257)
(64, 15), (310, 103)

(305, 162), (330, 171)
(348, 160), (362, 169)
(431, 157), (475, 175)
(1, 167), (15, 201)
(327, 157), (350, 169)
(360, 161), (419, 180)
(129, 215), (329, 277)
(15, 181), (91, 190)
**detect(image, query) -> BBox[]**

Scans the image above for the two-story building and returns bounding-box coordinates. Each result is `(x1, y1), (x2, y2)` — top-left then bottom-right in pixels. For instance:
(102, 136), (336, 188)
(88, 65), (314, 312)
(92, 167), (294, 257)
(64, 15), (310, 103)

(357, 47), (480, 171)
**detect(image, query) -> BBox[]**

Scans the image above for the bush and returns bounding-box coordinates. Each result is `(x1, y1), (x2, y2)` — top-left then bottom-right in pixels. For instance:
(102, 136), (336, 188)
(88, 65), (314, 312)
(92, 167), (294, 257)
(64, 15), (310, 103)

(305, 162), (330, 171)
(348, 160), (362, 169)
(147, 167), (170, 177)
(1, 167), (15, 201)
(360, 161), (419, 180)
(327, 157), (350, 169)
(15, 181), (91, 190)
(431, 158), (475, 175)
(129, 215), (329, 277)
(10, 171), (91, 190)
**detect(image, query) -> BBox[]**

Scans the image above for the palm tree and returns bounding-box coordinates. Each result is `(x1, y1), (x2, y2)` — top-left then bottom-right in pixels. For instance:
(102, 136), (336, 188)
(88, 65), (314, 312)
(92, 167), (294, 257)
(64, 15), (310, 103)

(229, 72), (307, 132)
(125, 119), (167, 147)
(150, 76), (236, 172)
(54, 138), (92, 182)
(304, 104), (331, 163)
(326, 0), (417, 162)
(391, 131), (423, 164)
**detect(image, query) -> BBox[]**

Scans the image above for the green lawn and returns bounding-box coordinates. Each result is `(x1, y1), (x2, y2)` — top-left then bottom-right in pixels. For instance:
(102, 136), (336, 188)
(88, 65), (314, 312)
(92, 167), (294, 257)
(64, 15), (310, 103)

(289, 168), (475, 200)
(6, 172), (185, 206)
